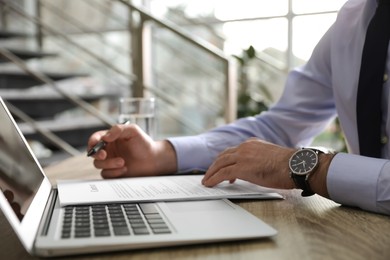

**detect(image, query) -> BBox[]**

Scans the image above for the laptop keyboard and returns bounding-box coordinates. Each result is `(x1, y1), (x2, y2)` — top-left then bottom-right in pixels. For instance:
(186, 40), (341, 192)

(61, 203), (171, 239)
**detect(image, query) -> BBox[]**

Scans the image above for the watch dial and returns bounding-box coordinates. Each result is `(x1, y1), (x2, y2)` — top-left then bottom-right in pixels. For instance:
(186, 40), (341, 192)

(289, 149), (318, 175)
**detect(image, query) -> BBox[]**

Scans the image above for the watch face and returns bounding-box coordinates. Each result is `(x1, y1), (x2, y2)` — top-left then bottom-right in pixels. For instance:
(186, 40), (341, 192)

(289, 149), (319, 176)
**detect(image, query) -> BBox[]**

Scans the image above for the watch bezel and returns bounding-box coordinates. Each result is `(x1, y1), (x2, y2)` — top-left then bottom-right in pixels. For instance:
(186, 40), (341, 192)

(288, 148), (319, 176)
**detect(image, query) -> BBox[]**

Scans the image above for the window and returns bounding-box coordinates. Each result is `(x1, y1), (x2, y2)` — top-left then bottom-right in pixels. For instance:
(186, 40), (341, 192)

(148, 0), (348, 69)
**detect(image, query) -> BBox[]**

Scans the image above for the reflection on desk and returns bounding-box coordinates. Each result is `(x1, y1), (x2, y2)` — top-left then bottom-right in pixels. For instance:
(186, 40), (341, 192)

(1, 155), (389, 260)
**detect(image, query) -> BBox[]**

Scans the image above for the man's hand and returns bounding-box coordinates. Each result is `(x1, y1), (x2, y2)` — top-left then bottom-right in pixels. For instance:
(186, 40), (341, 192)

(87, 123), (177, 178)
(202, 138), (296, 189)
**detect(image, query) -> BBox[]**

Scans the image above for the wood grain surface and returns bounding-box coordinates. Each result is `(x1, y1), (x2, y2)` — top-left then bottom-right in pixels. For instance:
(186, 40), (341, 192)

(1, 155), (389, 260)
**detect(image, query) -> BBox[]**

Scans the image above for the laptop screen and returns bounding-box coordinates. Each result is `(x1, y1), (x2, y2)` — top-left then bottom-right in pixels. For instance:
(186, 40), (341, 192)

(0, 101), (44, 222)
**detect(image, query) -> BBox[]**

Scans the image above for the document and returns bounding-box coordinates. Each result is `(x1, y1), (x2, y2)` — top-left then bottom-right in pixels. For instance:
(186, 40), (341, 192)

(57, 175), (283, 206)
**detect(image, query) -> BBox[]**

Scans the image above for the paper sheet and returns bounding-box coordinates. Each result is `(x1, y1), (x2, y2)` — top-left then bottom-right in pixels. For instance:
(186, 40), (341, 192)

(57, 175), (283, 206)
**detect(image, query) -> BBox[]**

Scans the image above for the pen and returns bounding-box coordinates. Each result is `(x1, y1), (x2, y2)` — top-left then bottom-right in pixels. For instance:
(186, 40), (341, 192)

(87, 140), (106, 157)
(87, 121), (130, 157)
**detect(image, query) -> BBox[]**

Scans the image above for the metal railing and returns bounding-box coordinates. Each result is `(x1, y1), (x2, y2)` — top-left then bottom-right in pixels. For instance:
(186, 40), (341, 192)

(37, 0), (235, 122)
(118, 0), (235, 123)
(0, 0), (235, 157)
(0, 47), (115, 155)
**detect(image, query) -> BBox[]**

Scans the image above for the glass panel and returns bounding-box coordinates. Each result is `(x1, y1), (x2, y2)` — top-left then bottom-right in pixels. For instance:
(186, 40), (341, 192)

(292, 13), (337, 65)
(292, 0), (348, 14)
(223, 18), (288, 62)
(152, 27), (227, 137)
(222, 18), (288, 111)
(150, 0), (288, 20)
(41, 0), (128, 33)
(214, 0), (288, 20)
(151, 0), (216, 18)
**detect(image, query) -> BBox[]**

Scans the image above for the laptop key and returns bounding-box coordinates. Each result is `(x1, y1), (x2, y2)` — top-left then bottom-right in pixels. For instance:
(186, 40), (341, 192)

(149, 223), (169, 229)
(61, 232), (71, 239)
(75, 231), (91, 238)
(127, 214), (142, 220)
(94, 223), (109, 230)
(139, 203), (159, 214)
(93, 218), (108, 225)
(94, 229), (111, 237)
(145, 213), (163, 219)
(152, 228), (171, 234)
(147, 218), (165, 224)
(112, 221), (127, 227)
(113, 227), (130, 236)
(130, 223), (147, 229)
(75, 222), (90, 229)
(128, 218), (145, 224)
(132, 227), (150, 235)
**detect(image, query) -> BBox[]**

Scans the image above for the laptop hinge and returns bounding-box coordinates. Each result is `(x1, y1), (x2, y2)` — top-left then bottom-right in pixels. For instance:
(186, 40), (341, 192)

(38, 188), (58, 236)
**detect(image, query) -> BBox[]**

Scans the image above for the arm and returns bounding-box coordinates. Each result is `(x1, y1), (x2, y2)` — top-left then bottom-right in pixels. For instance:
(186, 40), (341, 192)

(201, 140), (390, 216)
(187, 3), (390, 216)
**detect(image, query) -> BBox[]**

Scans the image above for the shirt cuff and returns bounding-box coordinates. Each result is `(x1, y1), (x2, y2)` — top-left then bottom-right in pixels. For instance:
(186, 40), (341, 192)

(327, 153), (386, 212)
(167, 136), (213, 173)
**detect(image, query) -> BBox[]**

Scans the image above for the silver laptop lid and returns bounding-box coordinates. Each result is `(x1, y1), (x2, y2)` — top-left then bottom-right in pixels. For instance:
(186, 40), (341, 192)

(0, 97), (52, 253)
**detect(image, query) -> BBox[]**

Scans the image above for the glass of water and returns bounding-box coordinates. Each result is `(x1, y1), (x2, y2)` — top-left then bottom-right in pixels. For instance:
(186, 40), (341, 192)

(118, 97), (156, 139)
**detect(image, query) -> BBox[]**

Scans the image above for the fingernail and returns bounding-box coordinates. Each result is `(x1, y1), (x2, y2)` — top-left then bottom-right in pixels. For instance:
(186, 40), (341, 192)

(116, 159), (124, 167)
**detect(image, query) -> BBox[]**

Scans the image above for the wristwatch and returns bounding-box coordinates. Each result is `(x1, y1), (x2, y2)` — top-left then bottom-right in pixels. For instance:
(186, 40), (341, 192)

(288, 148), (324, 197)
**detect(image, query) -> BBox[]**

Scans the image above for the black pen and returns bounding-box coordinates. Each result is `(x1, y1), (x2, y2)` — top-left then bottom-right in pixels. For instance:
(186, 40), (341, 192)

(87, 120), (130, 157)
(87, 140), (106, 157)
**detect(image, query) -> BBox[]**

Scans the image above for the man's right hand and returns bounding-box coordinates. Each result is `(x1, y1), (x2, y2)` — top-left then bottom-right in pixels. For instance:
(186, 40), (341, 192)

(87, 123), (177, 179)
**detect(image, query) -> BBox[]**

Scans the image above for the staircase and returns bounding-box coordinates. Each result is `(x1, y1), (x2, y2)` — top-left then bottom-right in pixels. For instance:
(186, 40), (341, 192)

(0, 28), (120, 166)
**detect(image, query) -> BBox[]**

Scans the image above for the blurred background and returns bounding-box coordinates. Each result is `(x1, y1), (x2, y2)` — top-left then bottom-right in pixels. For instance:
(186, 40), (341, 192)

(0, 0), (347, 166)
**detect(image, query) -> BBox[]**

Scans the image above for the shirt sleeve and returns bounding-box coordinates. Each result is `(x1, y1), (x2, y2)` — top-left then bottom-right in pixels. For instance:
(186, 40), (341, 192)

(328, 153), (390, 215)
(167, 135), (212, 173)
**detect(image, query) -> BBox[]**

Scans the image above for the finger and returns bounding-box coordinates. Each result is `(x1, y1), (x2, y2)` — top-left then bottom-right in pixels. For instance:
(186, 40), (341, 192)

(101, 167), (128, 179)
(93, 157), (125, 170)
(103, 123), (142, 143)
(86, 144), (108, 159)
(90, 149), (107, 160)
(202, 153), (236, 184)
(203, 164), (236, 187)
(87, 130), (107, 149)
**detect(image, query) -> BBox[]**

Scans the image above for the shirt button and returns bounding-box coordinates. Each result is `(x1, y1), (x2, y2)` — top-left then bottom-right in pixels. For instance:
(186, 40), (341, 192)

(381, 135), (388, 144)
(384, 73), (389, 82)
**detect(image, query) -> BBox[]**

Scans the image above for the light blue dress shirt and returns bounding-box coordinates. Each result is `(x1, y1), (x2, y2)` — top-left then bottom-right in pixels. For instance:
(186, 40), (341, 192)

(168, 0), (390, 215)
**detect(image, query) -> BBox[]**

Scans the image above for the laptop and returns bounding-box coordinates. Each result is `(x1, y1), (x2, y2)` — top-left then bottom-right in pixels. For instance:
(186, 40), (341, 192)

(0, 97), (277, 257)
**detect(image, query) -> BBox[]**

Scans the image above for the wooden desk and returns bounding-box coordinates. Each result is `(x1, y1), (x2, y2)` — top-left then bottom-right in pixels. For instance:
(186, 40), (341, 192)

(1, 155), (389, 260)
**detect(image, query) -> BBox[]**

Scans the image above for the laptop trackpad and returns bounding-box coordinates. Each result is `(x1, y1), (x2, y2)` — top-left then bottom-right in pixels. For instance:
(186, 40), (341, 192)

(161, 200), (273, 237)
(164, 199), (235, 213)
